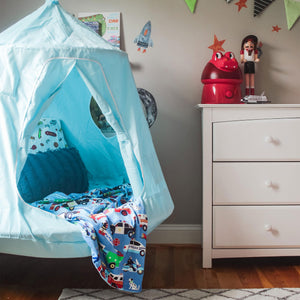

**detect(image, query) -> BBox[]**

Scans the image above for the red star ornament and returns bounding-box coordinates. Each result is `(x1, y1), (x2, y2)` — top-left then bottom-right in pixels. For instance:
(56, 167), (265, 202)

(272, 25), (281, 32)
(235, 0), (248, 12)
(208, 35), (225, 53)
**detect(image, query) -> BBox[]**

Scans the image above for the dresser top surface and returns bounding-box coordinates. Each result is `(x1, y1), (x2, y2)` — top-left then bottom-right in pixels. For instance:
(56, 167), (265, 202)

(196, 104), (300, 110)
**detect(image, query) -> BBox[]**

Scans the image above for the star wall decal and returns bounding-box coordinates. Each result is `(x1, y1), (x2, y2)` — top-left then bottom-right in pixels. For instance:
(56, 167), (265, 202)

(272, 25), (282, 32)
(235, 0), (248, 12)
(208, 34), (225, 52)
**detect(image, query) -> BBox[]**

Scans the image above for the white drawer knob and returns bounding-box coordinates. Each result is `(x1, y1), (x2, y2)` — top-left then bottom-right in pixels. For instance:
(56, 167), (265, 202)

(264, 224), (272, 231)
(264, 136), (273, 143)
(265, 180), (272, 188)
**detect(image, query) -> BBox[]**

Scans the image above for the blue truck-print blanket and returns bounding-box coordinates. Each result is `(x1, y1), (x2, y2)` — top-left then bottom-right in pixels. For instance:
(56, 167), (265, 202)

(31, 184), (147, 292)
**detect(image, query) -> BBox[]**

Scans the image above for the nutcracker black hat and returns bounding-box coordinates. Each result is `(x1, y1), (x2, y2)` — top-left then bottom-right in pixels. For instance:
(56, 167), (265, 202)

(241, 35), (258, 50)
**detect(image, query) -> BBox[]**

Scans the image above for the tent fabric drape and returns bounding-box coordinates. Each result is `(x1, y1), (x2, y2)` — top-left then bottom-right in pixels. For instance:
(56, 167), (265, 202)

(0, 0), (173, 258)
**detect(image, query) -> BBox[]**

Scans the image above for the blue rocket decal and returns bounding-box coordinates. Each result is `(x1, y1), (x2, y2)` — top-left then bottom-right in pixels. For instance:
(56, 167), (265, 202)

(134, 21), (153, 53)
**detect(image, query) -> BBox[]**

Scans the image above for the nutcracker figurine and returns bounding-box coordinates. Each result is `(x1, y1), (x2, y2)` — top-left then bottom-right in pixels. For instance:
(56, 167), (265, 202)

(240, 35), (260, 96)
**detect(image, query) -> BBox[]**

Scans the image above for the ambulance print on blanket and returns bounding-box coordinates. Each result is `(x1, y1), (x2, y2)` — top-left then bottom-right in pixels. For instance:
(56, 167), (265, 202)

(31, 184), (147, 292)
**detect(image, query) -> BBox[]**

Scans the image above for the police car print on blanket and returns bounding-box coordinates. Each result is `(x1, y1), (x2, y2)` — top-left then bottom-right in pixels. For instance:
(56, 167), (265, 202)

(31, 184), (147, 293)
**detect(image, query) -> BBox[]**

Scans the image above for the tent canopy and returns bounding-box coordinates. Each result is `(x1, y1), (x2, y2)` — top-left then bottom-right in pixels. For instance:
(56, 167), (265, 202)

(0, 0), (173, 258)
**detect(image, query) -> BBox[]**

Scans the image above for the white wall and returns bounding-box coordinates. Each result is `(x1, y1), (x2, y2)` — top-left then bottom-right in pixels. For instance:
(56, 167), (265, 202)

(1, 0), (300, 225)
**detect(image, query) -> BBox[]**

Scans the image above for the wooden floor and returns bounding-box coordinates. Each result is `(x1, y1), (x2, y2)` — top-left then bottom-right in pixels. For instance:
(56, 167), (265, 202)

(2, 245), (300, 299)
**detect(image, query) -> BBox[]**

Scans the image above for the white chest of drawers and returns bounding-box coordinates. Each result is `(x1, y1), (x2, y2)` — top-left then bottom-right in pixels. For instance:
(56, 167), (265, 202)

(197, 104), (300, 268)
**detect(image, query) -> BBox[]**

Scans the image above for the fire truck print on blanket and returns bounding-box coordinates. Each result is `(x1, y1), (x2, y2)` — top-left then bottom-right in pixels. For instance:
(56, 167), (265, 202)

(31, 184), (147, 292)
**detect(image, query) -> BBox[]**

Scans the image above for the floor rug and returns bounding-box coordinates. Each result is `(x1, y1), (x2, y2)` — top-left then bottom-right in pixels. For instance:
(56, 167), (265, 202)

(58, 288), (300, 299)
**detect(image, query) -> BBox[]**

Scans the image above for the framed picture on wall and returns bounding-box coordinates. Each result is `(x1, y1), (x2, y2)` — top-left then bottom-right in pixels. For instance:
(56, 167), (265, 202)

(78, 12), (120, 48)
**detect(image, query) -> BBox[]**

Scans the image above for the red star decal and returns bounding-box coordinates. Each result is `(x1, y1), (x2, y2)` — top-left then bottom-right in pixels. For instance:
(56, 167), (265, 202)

(208, 34), (225, 53)
(272, 25), (281, 32)
(235, 0), (247, 12)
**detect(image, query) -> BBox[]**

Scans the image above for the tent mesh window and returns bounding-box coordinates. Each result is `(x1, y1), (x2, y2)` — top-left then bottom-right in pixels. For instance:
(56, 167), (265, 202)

(90, 97), (116, 137)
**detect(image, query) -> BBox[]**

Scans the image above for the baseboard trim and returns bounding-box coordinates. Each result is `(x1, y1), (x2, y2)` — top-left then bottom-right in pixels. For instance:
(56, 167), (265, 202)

(147, 224), (202, 244)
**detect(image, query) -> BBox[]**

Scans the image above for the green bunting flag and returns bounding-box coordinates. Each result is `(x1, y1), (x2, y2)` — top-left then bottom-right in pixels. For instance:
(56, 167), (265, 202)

(185, 0), (197, 13)
(284, 0), (300, 30)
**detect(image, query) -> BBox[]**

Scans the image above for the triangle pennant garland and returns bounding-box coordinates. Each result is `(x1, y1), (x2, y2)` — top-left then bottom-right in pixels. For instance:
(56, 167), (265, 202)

(254, 0), (275, 17)
(284, 0), (300, 30)
(185, 0), (197, 13)
(182, 0), (300, 31)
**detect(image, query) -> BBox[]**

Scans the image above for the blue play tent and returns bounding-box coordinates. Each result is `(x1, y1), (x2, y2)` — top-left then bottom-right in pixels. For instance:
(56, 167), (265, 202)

(0, 0), (173, 258)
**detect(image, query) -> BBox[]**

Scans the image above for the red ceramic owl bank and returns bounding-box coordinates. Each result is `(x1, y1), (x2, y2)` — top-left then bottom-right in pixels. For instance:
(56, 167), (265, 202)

(201, 51), (243, 104)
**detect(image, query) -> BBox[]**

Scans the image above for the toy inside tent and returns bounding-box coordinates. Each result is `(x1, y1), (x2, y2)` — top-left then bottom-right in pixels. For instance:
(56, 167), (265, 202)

(0, 0), (174, 259)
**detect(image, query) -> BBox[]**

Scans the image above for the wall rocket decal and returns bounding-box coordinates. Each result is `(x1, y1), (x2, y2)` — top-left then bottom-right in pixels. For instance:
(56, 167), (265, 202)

(134, 21), (153, 53)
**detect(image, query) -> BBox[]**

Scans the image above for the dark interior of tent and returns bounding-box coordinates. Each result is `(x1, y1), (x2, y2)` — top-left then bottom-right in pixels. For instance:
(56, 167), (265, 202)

(17, 65), (135, 205)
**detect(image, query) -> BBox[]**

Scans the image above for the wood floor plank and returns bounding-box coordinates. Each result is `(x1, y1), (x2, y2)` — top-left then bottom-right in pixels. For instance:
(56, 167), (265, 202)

(255, 267), (274, 288)
(173, 245), (198, 288)
(235, 266), (263, 288)
(2, 246), (300, 299)
(148, 245), (174, 288)
(214, 266), (243, 289)
(194, 268), (220, 288)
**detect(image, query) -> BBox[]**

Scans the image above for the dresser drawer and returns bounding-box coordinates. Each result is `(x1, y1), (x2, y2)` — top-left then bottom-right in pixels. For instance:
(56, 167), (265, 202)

(213, 206), (300, 248)
(213, 118), (300, 161)
(213, 162), (300, 205)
